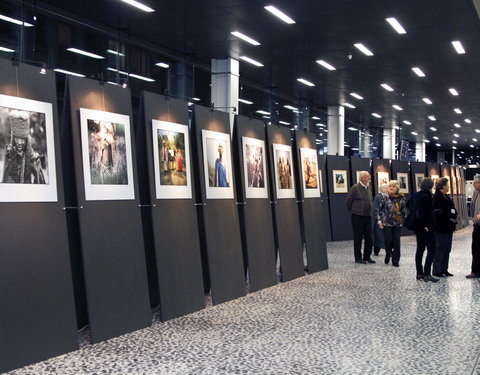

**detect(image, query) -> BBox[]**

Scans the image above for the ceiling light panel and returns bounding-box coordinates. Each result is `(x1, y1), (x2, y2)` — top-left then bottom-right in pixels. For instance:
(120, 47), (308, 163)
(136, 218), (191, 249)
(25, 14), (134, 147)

(354, 43), (374, 56)
(316, 60), (336, 71)
(67, 48), (104, 59)
(392, 105), (403, 111)
(451, 40), (466, 54)
(385, 17), (406, 34)
(412, 67), (426, 77)
(422, 98), (432, 105)
(264, 5), (295, 24)
(381, 83), (394, 91)
(297, 78), (315, 86)
(231, 31), (260, 46)
(454, 108), (462, 114)
(0, 13), (33, 27)
(372, 113), (382, 118)
(343, 102), (356, 108)
(239, 56), (264, 67)
(350, 92), (364, 100)
(449, 88), (459, 96)
(120, 0), (155, 12)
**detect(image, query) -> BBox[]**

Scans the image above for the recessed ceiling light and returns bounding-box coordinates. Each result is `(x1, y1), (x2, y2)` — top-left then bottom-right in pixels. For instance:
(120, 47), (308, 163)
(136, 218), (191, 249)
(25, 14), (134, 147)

(264, 5), (295, 24)
(454, 133), (459, 137)
(67, 48), (104, 59)
(255, 110), (271, 115)
(454, 108), (462, 114)
(402, 120), (412, 125)
(372, 113), (382, 118)
(433, 136), (439, 140)
(238, 98), (253, 105)
(0, 46), (15, 53)
(449, 88), (459, 96)
(381, 83), (394, 91)
(436, 143), (441, 147)
(155, 62), (169, 68)
(392, 104), (403, 111)
(53, 68), (86, 77)
(451, 40), (466, 54)
(424, 139), (430, 143)
(343, 102), (356, 108)
(385, 17), (406, 34)
(279, 121), (290, 125)
(239, 56), (264, 67)
(428, 115), (436, 121)
(452, 140), (458, 144)
(297, 78), (315, 87)
(412, 67), (426, 77)
(348, 127), (359, 131)
(470, 144), (475, 148)
(0, 13), (33, 27)
(422, 98), (433, 105)
(430, 127), (437, 131)
(316, 59), (336, 71)
(231, 31), (260, 46)
(311, 116), (321, 120)
(120, 0), (155, 12)
(474, 138), (478, 142)
(107, 49), (125, 56)
(465, 118), (472, 123)
(129, 73), (155, 82)
(354, 43), (374, 56)
(350, 92), (364, 100)
(476, 129), (480, 133)
(411, 131), (418, 135)
(454, 123), (461, 128)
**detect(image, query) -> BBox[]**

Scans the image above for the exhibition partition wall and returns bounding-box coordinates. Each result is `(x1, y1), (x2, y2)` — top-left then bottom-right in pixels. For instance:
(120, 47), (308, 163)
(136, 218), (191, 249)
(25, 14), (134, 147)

(64, 76), (151, 343)
(459, 167), (469, 227)
(391, 160), (413, 236)
(0, 60), (78, 373)
(138, 91), (205, 320)
(326, 155), (353, 241)
(294, 131), (328, 273)
(192, 105), (246, 304)
(318, 155), (332, 242)
(266, 125), (305, 281)
(233, 115), (277, 291)
(372, 159), (391, 195)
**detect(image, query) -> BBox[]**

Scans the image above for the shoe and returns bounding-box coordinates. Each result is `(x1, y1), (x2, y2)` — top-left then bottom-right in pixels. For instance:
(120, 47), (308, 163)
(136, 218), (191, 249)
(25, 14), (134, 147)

(355, 260), (367, 264)
(432, 273), (445, 277)
(466, 273), (479, 279)
(364, 258), (376, 264)
(443, 272), (454, 277)
(392, 263), (399, 267)
(416, 274), (424, 280)
(423, 275), (440, 283)
(385, 257), (390, 264)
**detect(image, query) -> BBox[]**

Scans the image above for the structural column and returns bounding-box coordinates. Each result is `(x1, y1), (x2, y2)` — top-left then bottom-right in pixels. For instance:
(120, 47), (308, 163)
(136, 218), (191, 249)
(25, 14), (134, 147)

(415, 141), (426, 162)
(211, 58), (239, 135)
(360, 129), (371, 158)
(327, 106), (345, 156)
(383, 128), (396, 159)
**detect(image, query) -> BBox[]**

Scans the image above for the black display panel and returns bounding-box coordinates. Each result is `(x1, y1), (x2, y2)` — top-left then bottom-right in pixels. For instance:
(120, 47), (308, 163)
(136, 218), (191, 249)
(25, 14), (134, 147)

(318, 155), (332, 242)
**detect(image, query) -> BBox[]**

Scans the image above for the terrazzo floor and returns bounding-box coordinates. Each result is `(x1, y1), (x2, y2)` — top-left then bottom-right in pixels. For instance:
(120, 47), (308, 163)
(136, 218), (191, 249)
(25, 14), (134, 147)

(6, 226), (480, 375)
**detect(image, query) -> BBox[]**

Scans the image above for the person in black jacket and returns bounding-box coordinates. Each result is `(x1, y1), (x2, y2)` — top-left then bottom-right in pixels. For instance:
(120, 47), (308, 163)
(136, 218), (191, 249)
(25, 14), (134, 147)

(432, 177), (457, 277)
(405, 178), (439, 282)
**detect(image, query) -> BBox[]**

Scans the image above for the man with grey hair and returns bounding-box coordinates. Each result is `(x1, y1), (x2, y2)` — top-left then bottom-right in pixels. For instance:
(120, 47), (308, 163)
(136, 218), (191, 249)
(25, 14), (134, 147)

(346, 170), (375, 264)
(466, 174), (480, 278)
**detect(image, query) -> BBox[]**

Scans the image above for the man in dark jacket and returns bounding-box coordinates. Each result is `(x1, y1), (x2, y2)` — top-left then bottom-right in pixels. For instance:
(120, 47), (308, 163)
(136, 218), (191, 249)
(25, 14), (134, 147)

(346, 171), (375, 264)
(466, 174), (480, 278)
(405, 177), (439, 282)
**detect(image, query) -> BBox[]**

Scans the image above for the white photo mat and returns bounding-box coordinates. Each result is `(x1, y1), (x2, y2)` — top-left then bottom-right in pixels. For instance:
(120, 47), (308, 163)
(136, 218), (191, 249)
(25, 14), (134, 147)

(397, 172), (409, 194)
(332, 169), (348, 193)
(242, 136), (268, 199)
(272, 143), (296, 199)
(300, 147), (320, 198)
(0, 94), (57, 202)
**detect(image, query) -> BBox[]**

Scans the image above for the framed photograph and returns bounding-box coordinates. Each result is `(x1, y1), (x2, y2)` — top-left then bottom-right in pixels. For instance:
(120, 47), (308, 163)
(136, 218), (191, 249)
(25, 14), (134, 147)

(272, 143), (295, 199)
(430, 174), (439, 194)
(414, 173), (424, 192)
(377, 171), (390, 192)
(79, 108), (135, 201)
(451, 176), (457, 195)
(332, 169), (348, 193)
(242, 136), (267, 199)
(318, 169), (323, 193)
(152, 119), (192, 199)
(397, 172), (409, 194)
(300, 148), (320, 198)
(202, 129), (234, 199)
(0, 94), (57, 202)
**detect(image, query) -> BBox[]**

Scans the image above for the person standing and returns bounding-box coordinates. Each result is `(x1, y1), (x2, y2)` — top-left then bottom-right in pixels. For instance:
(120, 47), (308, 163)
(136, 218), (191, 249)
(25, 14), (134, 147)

(378, 180), (407, 267)
(214, 143), (229, 187)
(346, 171), (375, 264)
(405, 177), (439, 282)
(372, 184), (388, 256)
(466, 174), (480, 278)
(432, 177), (457, 277)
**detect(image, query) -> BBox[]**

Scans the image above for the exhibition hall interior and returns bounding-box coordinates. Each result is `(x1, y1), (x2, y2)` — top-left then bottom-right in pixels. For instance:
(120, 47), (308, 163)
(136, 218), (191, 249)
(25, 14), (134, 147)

(1, 0), (480, 374)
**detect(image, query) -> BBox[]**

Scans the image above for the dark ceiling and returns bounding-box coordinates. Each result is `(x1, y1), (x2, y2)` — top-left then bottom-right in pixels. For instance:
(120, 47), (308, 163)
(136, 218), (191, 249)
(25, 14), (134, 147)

(8, 0), (480, 153)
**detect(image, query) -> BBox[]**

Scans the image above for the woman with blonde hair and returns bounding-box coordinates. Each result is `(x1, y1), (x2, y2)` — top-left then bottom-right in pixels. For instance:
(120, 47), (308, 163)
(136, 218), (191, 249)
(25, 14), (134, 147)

(377, 180), (407, 267)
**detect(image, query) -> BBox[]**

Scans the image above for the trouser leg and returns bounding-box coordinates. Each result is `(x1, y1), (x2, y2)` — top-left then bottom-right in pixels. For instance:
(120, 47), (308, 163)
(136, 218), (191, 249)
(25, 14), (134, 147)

(471, 226), (480, 274)
(391, 227), (401, 264)
(433, 232), (447, 274)
(384, 226), (393, 259)
(415, 231), (426, 275)
(363, 217), (373, 259)
(423, 230), (436, 276)
(442, 233), (453, 273)
(351, 214), (363, 261)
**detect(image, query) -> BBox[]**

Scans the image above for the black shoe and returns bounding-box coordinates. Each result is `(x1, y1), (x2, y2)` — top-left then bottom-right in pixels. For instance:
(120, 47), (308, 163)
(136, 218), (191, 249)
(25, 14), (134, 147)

(385, 257), (390, 264)
(443, 272), (454, 277)
(432, 273), (445, 277)
(423, 275), (440, 283)
(355, 260), (367, 264)
(364, 258), (376, 264)
(416, 274), (424, 280)
(393, 263), (399, 267)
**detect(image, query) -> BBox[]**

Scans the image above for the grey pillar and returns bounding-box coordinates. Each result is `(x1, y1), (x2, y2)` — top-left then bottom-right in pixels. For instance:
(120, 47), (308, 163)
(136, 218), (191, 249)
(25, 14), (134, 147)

(327, 106), (345, 155)
(415, 142), (426, 162)
(383, 128), (396, 159)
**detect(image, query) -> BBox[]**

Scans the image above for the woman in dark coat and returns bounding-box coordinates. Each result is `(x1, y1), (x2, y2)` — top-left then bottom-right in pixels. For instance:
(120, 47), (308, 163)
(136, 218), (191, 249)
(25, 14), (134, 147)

(432, 177), (457, 277)
(372, 184), (388, 256)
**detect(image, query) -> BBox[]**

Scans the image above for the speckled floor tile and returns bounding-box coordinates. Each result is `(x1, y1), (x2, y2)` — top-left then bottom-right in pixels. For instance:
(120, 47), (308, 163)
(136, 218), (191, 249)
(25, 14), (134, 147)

(5, 226), (480, 375)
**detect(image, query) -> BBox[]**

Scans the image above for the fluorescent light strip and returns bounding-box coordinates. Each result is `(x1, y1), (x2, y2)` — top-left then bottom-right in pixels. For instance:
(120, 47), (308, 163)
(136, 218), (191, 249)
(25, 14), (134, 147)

(129, 73), (155, 82)
(424, 140), (430, 143)
(348, 127), (358, 131)
(120, 0), (154, 12)
(256, 110), (271, 115)
(451, 40), (465, 54)
(422, 98), (432, 105)
(392, 104), (403, 111)
(311, 116), (321, 120)
(0, 14), (33, 27)
(67, 48), (104, 59)
(381, 83), (394, 92)
(454, 123), (461, 128)
(297, 78), (315, 87)
(412, 67), (426, 77)
(430, 127), (437, 131)
(386, 17), (406, 34)
(155, 62), (169, 68)
(354, 43), (374, 56)
(54, 68), (86, 78)
(107, 67), (129, 76)
(264, 5), (295, 24)
(107, 81), (120, 86)
(107, 49), (125, 56)
(316, 59), (336, 71)
(238, 99), (253, 105)
(476, 129), (480, 133)
(284, 105), (298, 111)
(372, 113), (382, 118)
(428, 115), (436, 121)
(436, 143), (441, 147)
(454, 108), (462, 114)
(279, 121), (290, 125)
(411, 131), (418, 135)
(343, 102), (356, 108)
(403, 120), (412, 125)
(433, 136), (439, 140)
(231, 31), (260, 46)
(0, 46), (15, 53)
(192, 97), (201, 101)
(454, 133), (459, 138)
(350, 92), (364, 100)
(465, 119), (472, 123)
(449, 88), (459, 96)
(239, 56), (264, 67)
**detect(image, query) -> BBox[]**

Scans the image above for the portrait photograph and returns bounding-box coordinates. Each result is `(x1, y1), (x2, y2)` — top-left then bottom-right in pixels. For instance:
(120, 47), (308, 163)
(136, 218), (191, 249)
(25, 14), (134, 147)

(202, 129), (234, 199)
(430, 174), (439, 194)
(300, 147), (320, 198)
(414, 173), (424, 192)
(377, 171), (390, 192)
(152, 120), (192, 199)
(242, 136), (268, 199)
(397, 172), (409, 194)
(0, 93), (57, 202)
(332, 169), (348, 193)
(80, 108), (134, 201)
(272, 143), (295, 199)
